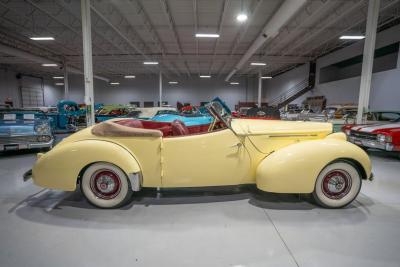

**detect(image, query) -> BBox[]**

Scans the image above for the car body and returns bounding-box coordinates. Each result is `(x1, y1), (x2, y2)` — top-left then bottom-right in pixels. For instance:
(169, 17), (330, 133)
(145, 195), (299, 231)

(43, 100), (85, 132)
(0, 109), (54, 152)
(27, 99), (372, 209)
(342, 111), (400, 133)
(344, 122), (400, 152)
(232, 106), (281, 120)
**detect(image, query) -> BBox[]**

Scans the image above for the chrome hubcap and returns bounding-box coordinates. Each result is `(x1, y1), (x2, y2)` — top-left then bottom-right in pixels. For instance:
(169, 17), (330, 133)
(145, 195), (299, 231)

(90, 170), (121, 200)
(322, 170), (352, 200)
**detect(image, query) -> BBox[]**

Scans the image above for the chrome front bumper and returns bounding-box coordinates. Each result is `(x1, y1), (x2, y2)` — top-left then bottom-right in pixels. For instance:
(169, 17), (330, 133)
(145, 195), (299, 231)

(0, 139), (54, 151)
(348, 136), (393, 151)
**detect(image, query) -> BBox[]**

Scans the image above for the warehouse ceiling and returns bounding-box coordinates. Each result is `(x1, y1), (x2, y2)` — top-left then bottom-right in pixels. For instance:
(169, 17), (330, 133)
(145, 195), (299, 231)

(0, 0), (400, 81)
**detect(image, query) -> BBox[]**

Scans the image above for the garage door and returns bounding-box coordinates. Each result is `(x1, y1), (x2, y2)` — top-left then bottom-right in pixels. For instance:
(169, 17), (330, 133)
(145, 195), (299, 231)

(20, 76), (44, 107)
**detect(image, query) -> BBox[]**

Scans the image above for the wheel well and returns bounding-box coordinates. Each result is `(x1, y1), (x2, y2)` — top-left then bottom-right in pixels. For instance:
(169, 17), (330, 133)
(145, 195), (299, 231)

(336, 158), (367, 180)
(77, 162), (98, 184)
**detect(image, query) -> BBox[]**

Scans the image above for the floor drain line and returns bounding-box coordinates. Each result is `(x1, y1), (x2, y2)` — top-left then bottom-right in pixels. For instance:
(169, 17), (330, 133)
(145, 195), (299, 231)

(263, 209), (300, 267)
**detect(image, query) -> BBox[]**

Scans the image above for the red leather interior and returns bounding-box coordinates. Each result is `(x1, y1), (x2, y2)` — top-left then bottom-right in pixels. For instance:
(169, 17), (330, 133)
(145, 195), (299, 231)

(171, 120), (190, 136)
(115, 119), (210, 137)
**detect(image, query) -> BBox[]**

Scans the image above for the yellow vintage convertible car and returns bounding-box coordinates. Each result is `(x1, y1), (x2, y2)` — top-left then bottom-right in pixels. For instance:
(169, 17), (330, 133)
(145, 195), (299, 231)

(26, 100), (372, 209)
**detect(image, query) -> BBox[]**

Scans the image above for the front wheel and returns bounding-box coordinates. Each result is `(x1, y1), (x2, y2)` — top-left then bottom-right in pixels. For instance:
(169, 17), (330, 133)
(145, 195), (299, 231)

(81, 163), (133, 208)
(312, 161), (362, 208)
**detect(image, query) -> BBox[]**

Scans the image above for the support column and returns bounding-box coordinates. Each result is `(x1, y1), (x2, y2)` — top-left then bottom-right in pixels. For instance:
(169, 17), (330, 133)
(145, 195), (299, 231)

(159, 71), (163, 107)
(81, 0), (95, 126)
(257, 71), (262, 107)
(63, 60), (69, 100)
(356, 0), (380, 124)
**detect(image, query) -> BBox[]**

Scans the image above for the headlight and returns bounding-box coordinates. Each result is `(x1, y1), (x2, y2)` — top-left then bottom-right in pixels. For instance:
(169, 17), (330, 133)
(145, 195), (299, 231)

(34, 123), (51, 134)
(37, 135), (52, 142)
(377, 134), (387, 143)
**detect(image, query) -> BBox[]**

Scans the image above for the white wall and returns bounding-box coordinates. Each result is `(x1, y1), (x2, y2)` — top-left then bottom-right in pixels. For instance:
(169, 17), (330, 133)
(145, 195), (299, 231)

(67, 74), (258, 109)
(262, 24), (400, 110)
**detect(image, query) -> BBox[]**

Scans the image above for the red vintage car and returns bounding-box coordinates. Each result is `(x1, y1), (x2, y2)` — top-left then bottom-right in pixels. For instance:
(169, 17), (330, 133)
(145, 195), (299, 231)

(343, 122), (400, 153)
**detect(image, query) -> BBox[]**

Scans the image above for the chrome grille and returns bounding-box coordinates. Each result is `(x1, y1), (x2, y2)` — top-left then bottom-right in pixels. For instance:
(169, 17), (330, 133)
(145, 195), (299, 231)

(0, 135), (39, 145)
(350, 130), (376, 140)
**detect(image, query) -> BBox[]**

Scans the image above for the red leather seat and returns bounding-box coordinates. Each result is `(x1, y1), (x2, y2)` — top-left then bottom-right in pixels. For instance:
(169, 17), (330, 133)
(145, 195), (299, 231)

(171, 120), (189, 136)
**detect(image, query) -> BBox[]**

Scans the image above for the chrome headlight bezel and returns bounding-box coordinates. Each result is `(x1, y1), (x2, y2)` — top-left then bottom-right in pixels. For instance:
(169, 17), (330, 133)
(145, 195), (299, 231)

(377, 134), (387, 143)
(34, 123), (51, 135)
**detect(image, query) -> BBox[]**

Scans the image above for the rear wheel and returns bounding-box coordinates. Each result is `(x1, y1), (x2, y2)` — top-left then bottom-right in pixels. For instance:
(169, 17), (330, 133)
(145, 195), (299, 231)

(312, 161), (361, 208)
(81, 163), (132, 208)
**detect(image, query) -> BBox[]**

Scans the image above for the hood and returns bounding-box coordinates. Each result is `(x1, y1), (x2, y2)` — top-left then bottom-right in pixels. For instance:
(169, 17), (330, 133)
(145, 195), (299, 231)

(231, 119), (332, 136)
(231, 119), (332, 154)
(0, 120), (36, 136)
(352, 123), (400, 134)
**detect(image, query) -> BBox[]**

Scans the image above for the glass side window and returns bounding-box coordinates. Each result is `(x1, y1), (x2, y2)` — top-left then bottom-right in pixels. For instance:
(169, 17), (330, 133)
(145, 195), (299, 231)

(379, 112), (400, 121)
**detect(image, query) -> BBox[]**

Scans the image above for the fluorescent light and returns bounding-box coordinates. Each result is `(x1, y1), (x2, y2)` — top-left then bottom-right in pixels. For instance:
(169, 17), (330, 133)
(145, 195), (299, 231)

(199, 75), (211, 78)
(195, 33), (220, 38)
(124, 75), (136, 78)
(143, 61), (158, 65)
(236, 13), (248, 22)
(41, 63), (58, 67)
(250, 62), (266, 66)
(339, 35), (365, 40)
(55, 83), (64, 86)
(261, 76), (272, 79)
(53, 76), (64, 79)
(110, 82), (120, 85)
(30, 37), (54, 41)
(230, 82), (239, 85)
(169, 81), (178, 84)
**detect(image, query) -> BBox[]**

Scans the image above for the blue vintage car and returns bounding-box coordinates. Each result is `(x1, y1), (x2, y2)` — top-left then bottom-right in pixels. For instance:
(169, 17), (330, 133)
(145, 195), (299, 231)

(45, 100), (86, 133)
(0, 109), (54, 152)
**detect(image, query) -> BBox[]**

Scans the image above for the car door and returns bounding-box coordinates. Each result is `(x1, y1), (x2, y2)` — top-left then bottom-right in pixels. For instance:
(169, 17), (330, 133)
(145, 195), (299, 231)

(161, 129), (251, 187)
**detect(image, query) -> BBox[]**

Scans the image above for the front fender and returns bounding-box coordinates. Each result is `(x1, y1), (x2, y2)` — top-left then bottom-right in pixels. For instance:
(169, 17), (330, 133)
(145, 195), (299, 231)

(256, 138), (371, 193)
(32, 140), (141, 191)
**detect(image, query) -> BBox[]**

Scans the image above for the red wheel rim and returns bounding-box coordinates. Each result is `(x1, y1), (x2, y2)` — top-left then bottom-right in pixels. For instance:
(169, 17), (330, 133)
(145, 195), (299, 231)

(321, 170), (352, 200)
(89, 169), (121, 200)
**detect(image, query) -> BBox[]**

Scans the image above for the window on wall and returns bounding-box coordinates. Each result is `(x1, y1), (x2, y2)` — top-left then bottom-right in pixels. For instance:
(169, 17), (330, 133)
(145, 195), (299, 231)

(129, 101), (140, 107)
(143, 101), (154, 107)
(319, 42), (399, 84)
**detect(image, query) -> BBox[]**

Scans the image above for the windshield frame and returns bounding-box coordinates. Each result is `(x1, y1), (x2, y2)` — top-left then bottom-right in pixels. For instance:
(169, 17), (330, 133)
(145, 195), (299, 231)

(205, 100), (235, 133)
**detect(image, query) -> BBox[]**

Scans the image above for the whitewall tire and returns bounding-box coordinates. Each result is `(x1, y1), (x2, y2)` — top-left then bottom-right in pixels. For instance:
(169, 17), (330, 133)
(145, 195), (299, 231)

(313, 161), (362, 208)
(81, 163), (132, 208)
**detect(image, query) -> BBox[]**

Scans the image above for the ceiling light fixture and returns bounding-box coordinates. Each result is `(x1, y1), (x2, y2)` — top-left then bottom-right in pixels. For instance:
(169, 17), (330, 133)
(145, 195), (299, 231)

(124, 75), (136, 78)
(250, 62), (266, 66)
(199, 75), (211, 78)
(169, 81), (178, 84)
(55, 83), (64, 86)
(110, 82), (120, 85)
(53, 76), (64, 79)
(41, 63), (58, 67)
(339, 35), (365, 40)
(143, 61), (159, 65)
(236, 13), (248, 22)
(195, 33), (220, 38)
(30, 37), (54, 41)
(230, 82), (239, 85)
(261, 76), (272, 79)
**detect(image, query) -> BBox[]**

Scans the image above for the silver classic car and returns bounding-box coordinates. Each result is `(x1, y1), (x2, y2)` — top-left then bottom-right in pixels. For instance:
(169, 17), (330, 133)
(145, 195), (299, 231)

(0, 109), (54, 152)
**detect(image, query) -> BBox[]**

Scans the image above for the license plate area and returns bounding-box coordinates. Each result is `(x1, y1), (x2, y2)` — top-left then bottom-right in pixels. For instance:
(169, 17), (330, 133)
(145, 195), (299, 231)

(4, 144), (19, 151)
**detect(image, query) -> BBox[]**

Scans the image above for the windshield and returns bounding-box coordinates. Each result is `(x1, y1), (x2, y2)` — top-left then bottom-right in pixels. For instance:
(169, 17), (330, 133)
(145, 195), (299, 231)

(206, 100), (232, 129)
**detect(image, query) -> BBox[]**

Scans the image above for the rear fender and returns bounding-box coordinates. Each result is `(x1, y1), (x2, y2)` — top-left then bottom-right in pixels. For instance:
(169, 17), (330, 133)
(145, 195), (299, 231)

(256, 137), (371, 193)
(32, 140), (141, 191)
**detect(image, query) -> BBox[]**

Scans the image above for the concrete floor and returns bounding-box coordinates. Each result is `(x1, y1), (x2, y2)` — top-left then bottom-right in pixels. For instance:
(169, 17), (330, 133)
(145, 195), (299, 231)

(1, 145), (400, 267)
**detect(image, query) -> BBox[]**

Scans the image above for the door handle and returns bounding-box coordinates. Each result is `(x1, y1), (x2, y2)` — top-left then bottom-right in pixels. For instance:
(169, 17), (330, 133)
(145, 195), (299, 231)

(229, 143), (242, 148)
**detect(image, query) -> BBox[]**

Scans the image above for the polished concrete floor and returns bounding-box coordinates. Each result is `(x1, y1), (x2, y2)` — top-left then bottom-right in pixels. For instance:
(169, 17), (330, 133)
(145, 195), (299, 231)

(1, 145), (400, 267)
